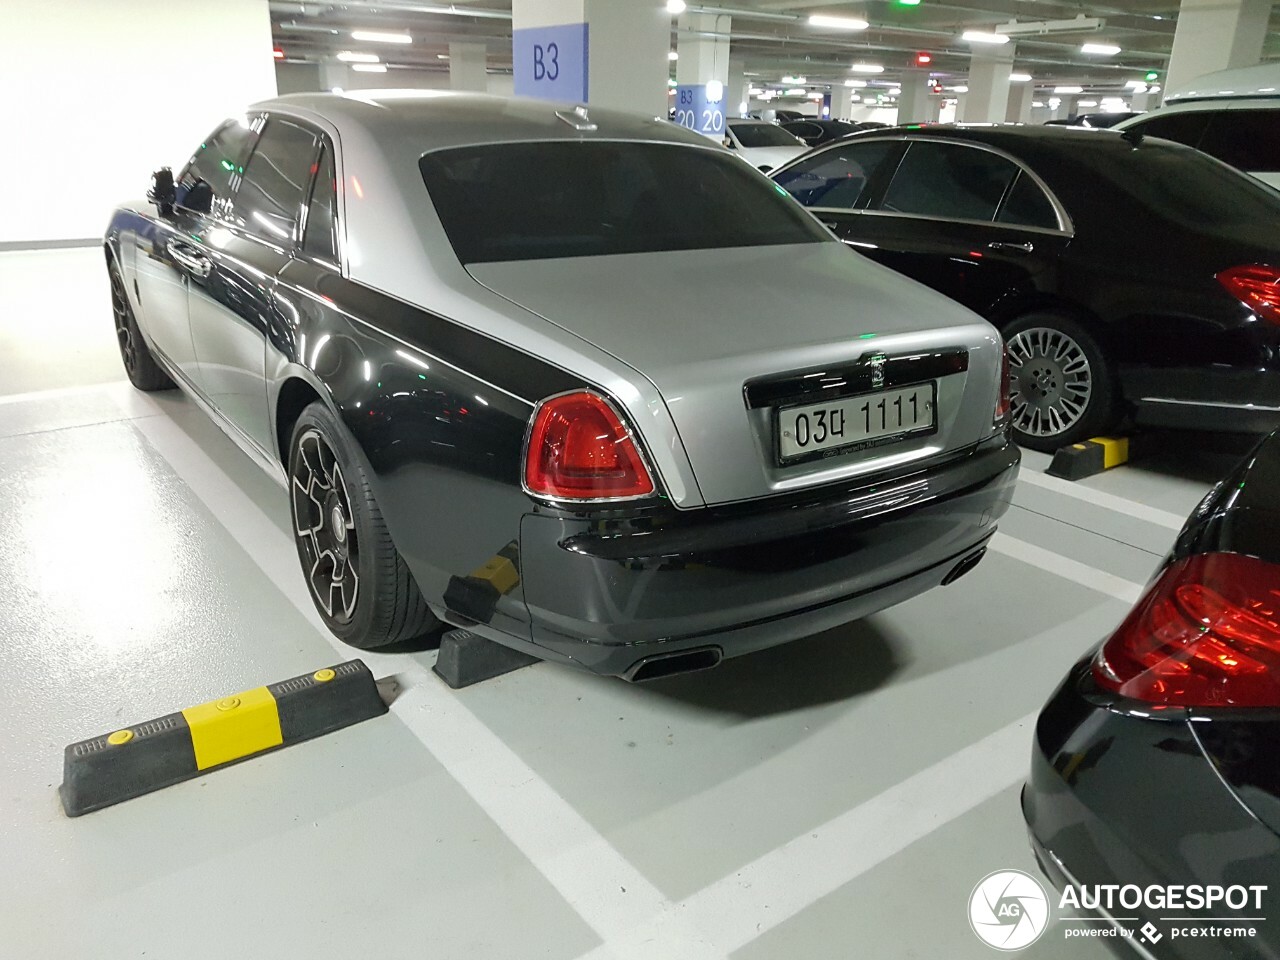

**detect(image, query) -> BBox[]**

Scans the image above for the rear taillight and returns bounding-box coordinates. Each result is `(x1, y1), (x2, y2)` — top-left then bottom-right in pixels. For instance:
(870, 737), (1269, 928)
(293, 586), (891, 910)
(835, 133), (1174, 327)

(1093, 552), (1280, 707)
(1217, 264), (1280, 324)
(524, 391), (655, 501)
(994, 345), (1011, 424)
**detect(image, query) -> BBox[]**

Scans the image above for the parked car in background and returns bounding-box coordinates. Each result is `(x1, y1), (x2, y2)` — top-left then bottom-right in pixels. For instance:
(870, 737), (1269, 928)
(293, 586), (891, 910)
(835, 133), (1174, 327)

(1024, 428), (1280, 957)
(771, 124), (1280, 451)
(782, 118), (888, 147)
(1043, 111), (1142, 128)
(105, 92), (1016, 678)
(724, 118), (808, 171)
(1114, 63), (1280, 188)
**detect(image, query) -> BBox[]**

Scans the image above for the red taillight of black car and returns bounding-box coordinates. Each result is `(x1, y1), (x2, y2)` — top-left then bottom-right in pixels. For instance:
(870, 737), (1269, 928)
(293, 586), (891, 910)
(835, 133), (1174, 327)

(1217, 264), (1280, 324)
(1093, 552), (1280, 707)
(524, 391), (655, 500)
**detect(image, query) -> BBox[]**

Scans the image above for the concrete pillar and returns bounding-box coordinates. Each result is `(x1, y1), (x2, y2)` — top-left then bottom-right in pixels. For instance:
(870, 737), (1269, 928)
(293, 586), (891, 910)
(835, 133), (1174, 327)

(960, 44), (1015, 122)
(898, 68), (932, 124)
(319, 60), (349, 92)
(1130, 90), (1152, 112)
(1166, 0), (1270, 96)
(1005, 82), (1034, 123)
(449, 41), (487, 91)
(832, 86), (854, 121)
(1050, 95), (1076, 121)
(511, 0), (668, 116)
(727, 59), (748, 119)
(674, 10), (731, 136)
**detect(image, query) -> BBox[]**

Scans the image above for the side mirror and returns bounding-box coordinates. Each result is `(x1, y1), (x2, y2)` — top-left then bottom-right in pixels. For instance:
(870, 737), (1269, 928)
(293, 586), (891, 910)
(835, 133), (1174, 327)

(723, 137), (735, 149)
(148, 167), (176, 215)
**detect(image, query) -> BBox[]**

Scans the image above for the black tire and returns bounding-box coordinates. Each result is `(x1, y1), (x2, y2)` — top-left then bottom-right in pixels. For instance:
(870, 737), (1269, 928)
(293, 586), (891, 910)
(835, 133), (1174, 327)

(109, 259), (174, 392)
(1004, 311), (1117, 453)
(288, 401), (439, 648)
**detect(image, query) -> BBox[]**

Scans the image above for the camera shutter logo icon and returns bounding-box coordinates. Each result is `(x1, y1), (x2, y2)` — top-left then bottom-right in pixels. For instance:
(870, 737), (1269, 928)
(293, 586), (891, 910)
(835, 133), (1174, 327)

(968, 870), (1050, 950)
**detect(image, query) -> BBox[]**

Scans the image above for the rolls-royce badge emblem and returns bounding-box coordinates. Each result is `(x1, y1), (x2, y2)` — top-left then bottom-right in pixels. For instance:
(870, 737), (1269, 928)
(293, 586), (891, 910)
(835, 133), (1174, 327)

(868, 354), (888, 389)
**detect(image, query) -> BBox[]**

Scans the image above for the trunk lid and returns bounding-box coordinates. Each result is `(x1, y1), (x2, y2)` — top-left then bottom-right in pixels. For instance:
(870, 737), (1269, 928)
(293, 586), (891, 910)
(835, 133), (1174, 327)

(467, 242), (1002, 506)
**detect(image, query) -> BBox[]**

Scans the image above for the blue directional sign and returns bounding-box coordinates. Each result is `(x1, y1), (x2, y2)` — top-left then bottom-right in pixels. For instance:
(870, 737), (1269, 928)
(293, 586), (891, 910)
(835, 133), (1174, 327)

(672, 83), (729, 138)
(513, 23), (589, 102)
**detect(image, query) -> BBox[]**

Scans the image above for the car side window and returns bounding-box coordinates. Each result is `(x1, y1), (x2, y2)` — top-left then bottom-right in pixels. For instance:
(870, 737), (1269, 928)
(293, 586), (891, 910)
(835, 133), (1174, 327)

(1198, 109), (1280, 172)
(880, 141), (1019, 222)
(788, 122), (823, 143)
(996, 171), (1061, 230)
(1126, 112), (1212, 149)
(234, 117), (317, 245)
(302, 141), (338, 262)
(772, 141), (896, 209)
(177, 119), (257, 217)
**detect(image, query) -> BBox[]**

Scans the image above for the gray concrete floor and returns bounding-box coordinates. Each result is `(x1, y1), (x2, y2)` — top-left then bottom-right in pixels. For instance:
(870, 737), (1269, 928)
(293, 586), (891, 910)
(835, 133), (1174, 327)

(0, 249), (1244, 959)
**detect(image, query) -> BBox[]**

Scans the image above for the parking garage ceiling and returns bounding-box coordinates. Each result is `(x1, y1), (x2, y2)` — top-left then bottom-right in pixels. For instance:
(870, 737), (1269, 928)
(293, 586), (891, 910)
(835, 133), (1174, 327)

(270, 1), (1280, 95)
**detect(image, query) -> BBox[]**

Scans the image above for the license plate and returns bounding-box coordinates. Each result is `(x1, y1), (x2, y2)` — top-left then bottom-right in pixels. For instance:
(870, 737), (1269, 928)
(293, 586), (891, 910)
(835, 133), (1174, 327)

(776, 382), (936, 463)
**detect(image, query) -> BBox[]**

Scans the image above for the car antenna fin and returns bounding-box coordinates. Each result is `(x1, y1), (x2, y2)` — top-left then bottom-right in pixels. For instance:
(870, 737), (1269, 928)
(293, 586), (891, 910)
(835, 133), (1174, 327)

(556, 104), (598, 132)
(1120, 127), (1144, 146)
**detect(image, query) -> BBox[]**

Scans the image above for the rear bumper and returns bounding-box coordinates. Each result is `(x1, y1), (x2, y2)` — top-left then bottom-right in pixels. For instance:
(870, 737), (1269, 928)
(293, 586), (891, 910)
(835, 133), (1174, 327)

(517, 437), (1019, 677)
(1125, 366), (1280, 433)
(1023, 658), (1280, 960)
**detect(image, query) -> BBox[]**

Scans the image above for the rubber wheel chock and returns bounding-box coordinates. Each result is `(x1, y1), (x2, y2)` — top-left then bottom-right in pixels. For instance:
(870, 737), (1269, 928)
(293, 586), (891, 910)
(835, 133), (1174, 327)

(1046, 436), (1129, 481)
(433, 629), (540, 689)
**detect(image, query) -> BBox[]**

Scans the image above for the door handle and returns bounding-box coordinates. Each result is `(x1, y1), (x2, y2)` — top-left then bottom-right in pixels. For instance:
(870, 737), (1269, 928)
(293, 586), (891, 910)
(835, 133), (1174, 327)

(987, 241), (1034, 254)
(166, 240), (212, 278)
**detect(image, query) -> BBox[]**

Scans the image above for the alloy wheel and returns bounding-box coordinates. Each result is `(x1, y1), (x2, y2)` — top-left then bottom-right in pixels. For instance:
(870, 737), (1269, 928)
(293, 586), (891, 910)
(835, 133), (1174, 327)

(290, 428), (360, 622)
(1007, 326), (1093, 438)
(109, 268), (137, 374)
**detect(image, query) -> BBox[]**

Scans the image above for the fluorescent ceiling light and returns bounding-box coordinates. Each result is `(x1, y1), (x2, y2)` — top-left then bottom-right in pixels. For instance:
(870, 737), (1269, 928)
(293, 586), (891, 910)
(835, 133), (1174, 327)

(962, 30), (1010, 44)
(781, 75), (807, 84)
(850, 63), (884, 73)
(1077, 100), (1098, 107)
(667, 0), (686, 13)
(436, 53), (449, 60)
(352, 63), (388, 73)
(1054, 85), (1084, 94)
(785, 88), (807, 96)
(668, 78), (677, 87)
(809, 14), (869, 30)
(1009, 73), (1033, 82)
(949, 85), (969, 93)
(668, 51), (678, 60)
(889, 87), (902, 95)
(1125, 79), (1148, 90)
(337, 51), (379, 63)
(351, 30), (411, 44)
(1081, 43), (1121, 55)
(1032, 100), (1045, 107)
(843, 79), (867, 88)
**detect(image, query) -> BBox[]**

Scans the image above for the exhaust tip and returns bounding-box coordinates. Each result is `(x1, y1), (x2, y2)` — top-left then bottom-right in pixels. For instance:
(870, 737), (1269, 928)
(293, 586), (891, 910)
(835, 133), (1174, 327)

(626, 646), (723, 682)
(942, 548), (987, 586)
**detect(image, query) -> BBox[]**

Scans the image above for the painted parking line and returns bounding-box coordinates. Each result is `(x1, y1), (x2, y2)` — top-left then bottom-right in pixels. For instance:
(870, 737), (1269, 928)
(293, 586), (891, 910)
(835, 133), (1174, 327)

(990, 532), (1146, 604)
(1018, 466), (1187, 532)
(131, 413), (721, 960)
(579, 712), (1036, 959)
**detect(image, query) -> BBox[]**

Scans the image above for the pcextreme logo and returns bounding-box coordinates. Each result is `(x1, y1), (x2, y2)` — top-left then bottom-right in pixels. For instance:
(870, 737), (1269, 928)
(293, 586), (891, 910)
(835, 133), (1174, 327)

(968, 869), (1269, 951)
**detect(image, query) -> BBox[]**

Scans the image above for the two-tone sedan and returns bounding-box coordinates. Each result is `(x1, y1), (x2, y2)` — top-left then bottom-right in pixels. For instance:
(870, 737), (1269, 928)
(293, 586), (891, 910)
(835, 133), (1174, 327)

(105, 92), (1017, 679)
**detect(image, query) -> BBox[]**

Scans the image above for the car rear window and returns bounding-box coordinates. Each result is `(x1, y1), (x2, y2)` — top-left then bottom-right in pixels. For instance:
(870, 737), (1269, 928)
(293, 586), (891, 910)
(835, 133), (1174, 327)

(731, 123), (806, 148)
(1199, 109), (1280, 172)
(1073, 137), (1280, 232)
(419, 141), (828, 264)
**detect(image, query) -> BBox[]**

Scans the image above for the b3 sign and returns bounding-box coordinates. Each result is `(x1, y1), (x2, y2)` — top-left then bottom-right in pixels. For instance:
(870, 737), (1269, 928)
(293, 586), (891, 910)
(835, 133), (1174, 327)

(673, 84), (728, 138)
(513, 23), (589, 102)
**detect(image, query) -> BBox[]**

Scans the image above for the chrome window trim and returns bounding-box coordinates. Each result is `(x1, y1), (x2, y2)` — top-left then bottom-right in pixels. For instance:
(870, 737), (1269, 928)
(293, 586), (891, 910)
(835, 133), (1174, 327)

(780, 134), (1075, 237)
(1141, 397), (1280, 412)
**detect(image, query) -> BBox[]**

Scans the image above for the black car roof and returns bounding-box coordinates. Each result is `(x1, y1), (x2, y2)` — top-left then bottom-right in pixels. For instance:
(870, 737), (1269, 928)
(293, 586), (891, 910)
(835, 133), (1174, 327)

(850, 122), (1139, 155)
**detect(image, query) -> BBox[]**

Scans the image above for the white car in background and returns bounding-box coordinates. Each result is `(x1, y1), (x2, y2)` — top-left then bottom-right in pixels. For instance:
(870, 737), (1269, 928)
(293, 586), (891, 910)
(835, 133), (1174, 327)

(724, 118), (809, 172)
(1114, 63), (1280, 188)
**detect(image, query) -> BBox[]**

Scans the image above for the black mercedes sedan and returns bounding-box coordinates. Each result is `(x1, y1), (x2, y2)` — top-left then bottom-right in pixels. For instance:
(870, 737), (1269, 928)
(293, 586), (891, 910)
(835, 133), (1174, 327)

(104, 92), (1017, 677)
(771, 125), (1280, 452)
(1023, 429), (1280, 957)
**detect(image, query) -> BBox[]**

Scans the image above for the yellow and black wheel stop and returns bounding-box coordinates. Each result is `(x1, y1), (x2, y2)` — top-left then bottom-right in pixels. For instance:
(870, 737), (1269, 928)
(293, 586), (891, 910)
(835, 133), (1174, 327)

(1046, 436), (1130, 481)
(60, 660), (386, 817)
